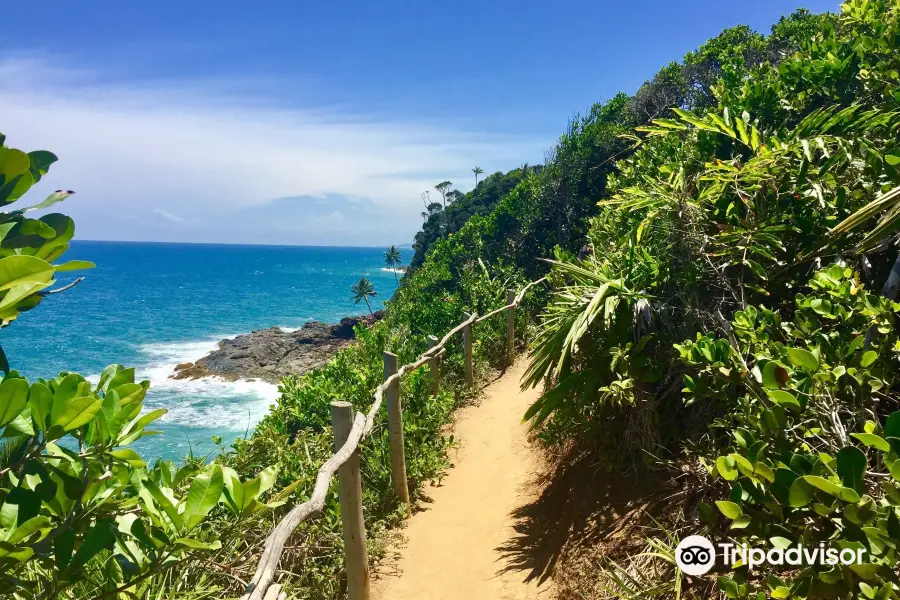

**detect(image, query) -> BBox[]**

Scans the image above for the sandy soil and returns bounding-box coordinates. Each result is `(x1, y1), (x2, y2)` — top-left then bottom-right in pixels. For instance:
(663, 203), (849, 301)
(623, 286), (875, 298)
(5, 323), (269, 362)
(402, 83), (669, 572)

(371, 361), (555, 600)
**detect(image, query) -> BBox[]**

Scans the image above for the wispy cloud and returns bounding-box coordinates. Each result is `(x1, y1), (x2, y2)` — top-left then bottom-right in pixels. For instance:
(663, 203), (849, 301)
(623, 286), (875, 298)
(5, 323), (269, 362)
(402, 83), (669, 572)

(152, 209), (188, 224)
(0, 57), (546, 245)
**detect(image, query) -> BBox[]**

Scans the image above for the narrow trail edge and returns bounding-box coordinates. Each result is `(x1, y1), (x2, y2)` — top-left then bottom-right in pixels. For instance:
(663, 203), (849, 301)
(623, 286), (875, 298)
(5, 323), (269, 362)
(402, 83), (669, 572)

(372, 361), (554, 600)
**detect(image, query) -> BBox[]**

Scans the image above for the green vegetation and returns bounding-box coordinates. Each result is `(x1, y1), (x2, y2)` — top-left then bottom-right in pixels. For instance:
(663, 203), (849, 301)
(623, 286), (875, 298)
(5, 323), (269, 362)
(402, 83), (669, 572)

(6, 1), (900, 598)
(519, 1), (900, 598)
(0, 138), (279, 599)
(411, 166), (535, 267)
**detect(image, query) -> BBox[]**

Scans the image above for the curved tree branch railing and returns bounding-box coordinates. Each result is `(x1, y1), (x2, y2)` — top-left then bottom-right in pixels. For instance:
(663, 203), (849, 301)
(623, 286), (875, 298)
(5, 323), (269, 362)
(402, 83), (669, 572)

(240, 277), (546, 600)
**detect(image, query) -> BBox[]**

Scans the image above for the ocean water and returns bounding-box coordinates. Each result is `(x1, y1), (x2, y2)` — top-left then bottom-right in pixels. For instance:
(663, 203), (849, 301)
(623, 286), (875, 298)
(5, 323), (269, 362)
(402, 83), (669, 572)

(1, 241), (408, 462)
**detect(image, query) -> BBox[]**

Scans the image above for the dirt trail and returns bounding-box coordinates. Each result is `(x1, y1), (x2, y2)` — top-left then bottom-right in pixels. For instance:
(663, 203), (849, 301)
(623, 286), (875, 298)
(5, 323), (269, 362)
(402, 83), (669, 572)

(372, 361), (554, 600)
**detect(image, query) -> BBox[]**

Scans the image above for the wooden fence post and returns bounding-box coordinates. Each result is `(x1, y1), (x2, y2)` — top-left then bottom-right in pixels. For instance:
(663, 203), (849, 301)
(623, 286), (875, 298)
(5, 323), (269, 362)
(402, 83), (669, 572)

(330, 402), (370, 600)
(506, 290), (516, 367)
(427, 335), (440, 396)
(383, 351), (410, 508)
(463, 313), (474, 389)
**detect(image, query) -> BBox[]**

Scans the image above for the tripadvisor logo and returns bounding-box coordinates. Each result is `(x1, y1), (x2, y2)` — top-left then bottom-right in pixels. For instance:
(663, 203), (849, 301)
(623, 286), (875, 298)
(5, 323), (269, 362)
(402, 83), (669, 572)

(676, 536), (716, 575)
(675, 535), (866, 575)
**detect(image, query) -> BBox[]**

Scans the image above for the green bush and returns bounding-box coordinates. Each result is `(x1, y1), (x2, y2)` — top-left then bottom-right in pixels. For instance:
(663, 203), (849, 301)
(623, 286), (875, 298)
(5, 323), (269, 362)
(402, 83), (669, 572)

(0, 135), (280, 599)
(680, 265), (900, 598)
(522, 1), (900, 597)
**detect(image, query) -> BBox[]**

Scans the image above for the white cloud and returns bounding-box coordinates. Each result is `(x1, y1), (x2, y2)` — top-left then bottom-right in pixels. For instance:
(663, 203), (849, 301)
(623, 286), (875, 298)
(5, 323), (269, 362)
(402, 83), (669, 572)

(0, 57), (546, 245)
(152, 209), (187, 224)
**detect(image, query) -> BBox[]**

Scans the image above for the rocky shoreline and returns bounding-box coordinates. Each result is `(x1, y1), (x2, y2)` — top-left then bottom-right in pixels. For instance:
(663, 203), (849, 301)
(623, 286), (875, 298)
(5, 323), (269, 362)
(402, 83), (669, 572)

(171, 311), (384, 384)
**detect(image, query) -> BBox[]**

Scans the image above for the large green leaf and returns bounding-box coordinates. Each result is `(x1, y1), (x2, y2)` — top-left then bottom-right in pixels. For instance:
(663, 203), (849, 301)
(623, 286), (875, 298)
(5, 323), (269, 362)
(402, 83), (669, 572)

(3, 411), (34, 437)
(0, 255), (54, 292)
(766, 389), (802, 412)
(716, 455), (738, 480)
(141, 480), (183, 531)
(16, 219), (56, 239)
(0, 542), (33, 561)
(789, 477), (814, 507)
(802, 475), (861, 503)
(6, 515), (51, 545)
(53, 260), (94, 272)
(109, 448), (146, 468)
(49, 373), (80, 425)
(181, 465), (224, 531)
(886, 412), (900, 439)
(715, 500), (743, 519)
(0, 174), (32, 207)
(0, 148), (31, 180)
(786, 347), (819, 372)
(761, 361), (789, 389)
(69, 520), (116, 571)
(0, 378), (29, 427)
(0, 282), (51, 314)
(221, 466), (245, 515)
(836, 446), (867, 493)
(119, 408), (167, 444)
(50, 396), (103, 432)
(174, 537), (222, 550)
(860, 351), (878, 368)
(26, 150), (57, 183)
(851, 432), (890, 452)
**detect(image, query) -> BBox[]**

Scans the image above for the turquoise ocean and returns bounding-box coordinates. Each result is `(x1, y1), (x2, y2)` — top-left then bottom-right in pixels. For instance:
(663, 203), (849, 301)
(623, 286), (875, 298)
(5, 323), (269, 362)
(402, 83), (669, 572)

(1, 241), (407, 461)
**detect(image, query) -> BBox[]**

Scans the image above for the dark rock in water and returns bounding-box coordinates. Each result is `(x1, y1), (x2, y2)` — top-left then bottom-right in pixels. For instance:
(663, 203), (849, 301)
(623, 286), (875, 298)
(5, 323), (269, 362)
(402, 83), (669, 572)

(171, 310), (383, 383)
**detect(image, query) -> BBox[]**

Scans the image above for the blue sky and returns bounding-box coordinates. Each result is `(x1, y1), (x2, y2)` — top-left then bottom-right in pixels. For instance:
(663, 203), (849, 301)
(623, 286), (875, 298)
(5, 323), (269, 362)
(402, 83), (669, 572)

(1, 0), (838, 246)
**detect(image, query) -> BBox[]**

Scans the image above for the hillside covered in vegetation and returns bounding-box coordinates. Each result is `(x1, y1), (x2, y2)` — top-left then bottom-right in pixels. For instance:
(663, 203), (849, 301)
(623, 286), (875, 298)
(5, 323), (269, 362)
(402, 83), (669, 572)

(3, 1), (900, 599)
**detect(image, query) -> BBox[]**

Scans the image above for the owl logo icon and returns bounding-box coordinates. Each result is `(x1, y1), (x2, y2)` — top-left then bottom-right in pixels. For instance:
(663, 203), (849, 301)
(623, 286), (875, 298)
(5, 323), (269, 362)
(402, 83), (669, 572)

(676, 535), (716, 575)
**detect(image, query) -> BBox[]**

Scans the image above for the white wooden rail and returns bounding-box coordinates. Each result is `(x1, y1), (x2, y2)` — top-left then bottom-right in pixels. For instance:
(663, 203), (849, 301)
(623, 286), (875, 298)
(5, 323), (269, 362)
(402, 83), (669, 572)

(240, 278), (545, 600)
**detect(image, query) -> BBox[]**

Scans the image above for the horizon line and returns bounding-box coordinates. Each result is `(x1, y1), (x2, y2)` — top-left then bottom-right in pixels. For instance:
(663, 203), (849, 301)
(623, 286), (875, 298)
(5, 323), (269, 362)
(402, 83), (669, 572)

(73, 239), (415, 250)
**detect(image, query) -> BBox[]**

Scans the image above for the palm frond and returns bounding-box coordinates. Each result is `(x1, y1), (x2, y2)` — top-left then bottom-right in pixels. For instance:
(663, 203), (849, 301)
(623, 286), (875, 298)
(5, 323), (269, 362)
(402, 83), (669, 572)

(830, 185), (900, 249)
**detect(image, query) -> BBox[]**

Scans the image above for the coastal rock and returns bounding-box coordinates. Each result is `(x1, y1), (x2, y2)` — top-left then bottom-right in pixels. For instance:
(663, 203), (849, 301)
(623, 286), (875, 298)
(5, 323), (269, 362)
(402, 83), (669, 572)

(171, 311), (383, 383)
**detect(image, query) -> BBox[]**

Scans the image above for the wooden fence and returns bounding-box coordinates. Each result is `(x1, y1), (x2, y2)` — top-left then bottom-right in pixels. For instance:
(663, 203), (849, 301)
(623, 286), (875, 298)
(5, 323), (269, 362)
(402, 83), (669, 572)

(240, 278), (545, 600)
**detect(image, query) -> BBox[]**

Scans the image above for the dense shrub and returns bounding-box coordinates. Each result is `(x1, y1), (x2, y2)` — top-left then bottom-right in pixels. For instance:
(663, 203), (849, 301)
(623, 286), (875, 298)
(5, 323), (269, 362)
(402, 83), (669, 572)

(0, 137), (279, 599)
(525, 1), (900, 598)
(681, 265), (900, 598)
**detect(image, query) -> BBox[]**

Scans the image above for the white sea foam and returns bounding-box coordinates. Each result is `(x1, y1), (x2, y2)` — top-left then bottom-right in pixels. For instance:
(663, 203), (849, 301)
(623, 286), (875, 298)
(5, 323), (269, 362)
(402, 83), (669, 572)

(126, 336), (280, 431)
(380, 267), (404, 273)
(148, 377), (278, 431)
(277, 317), (313, 333)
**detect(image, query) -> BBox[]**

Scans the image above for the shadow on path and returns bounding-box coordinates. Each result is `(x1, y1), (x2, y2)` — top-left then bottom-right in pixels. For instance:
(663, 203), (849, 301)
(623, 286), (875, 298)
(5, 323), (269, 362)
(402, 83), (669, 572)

(495, 448), (672, 585)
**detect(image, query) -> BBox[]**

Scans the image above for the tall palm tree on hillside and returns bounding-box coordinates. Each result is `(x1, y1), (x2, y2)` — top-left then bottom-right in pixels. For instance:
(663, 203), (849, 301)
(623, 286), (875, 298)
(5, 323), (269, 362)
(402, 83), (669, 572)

(472, 166), (484, 187)
(384, 245), (402, 284)
(350, 277), (377, 316)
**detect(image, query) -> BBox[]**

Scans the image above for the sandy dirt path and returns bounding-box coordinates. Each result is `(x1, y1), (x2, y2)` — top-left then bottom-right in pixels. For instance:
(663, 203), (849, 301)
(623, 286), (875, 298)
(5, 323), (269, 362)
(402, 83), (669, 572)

(372, 361), (554, 600)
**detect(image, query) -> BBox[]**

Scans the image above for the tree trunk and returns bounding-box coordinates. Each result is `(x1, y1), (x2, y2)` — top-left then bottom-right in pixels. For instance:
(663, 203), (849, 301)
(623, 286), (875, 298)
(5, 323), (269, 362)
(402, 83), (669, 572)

(443, 197), (448, 233)
(364, 297), (374, 317)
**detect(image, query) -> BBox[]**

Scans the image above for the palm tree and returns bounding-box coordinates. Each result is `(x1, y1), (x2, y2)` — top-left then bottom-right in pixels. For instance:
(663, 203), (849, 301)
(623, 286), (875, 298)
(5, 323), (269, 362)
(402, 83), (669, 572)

(472, 166), (484, 187)
(350, 277), (377, 316)
(384, 245), (402, 284)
